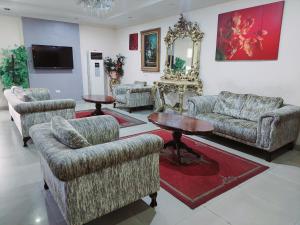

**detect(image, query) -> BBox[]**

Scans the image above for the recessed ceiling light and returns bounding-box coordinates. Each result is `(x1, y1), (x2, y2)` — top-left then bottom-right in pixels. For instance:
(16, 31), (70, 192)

(4, 8), (11, 11)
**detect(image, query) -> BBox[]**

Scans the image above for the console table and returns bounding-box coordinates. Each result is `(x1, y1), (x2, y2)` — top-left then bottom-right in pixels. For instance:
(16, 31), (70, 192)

(154, 79), (202, 114)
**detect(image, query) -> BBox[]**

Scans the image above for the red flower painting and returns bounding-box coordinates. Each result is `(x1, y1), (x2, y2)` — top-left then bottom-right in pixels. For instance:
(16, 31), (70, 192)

(216, 1), (284, 61)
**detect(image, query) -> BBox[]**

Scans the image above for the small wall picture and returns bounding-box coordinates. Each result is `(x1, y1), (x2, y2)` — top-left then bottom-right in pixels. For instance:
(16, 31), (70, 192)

(216, 1), (285, 61)
(129, 33), (138, 50)
(141, 28), (160, 72)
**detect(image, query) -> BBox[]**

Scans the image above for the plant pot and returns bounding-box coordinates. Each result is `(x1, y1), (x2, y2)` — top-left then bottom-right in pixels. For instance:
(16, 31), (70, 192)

(110, 71), (119, 79)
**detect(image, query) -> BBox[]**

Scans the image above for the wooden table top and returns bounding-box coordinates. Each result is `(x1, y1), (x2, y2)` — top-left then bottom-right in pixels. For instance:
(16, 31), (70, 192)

(148, 112), (214, 135)
(82, 95), (115, 104)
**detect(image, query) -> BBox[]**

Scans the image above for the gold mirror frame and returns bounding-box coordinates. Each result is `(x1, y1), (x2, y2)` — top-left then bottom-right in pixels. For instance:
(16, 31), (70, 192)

(161, 14), (204, 82)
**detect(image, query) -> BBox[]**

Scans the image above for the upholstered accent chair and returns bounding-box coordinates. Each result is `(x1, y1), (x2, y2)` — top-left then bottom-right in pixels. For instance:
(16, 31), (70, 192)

(29, 115), (163, 225)
(187, 91), (300, 161)
(4, 87), (75, 146)
(112, 81), (154, 113)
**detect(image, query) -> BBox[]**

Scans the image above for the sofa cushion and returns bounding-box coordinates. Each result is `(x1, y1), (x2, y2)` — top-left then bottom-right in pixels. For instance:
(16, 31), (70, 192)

(213, 91), (247, 118)
(51, 116), (90, 149)
(197, 112), (233, 124)
(134, 81), (147, 86)
(240, 94), (283, 122)
(197, 113), (257, 143)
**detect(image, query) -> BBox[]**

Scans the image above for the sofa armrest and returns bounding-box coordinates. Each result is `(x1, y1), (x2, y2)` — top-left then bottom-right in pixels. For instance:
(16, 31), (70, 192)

(128, 86), (152, 94)
(69, 115), (119, 145)
(14, 99), (76, 114)
(258, 105), (300, 150)
(43, 134), (163, 181)
(187, 95), (218, 117)
(261, 105), (300, 121)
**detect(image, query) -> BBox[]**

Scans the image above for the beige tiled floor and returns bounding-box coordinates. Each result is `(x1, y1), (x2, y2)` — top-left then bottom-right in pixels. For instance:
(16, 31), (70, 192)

(0, 103), (300, 225)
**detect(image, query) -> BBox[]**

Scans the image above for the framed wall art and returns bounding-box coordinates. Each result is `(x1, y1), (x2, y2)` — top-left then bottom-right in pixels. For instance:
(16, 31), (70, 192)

(129, 33), (138, 50)
(216, 1), (285, 61)
(141, 28), (160, 72)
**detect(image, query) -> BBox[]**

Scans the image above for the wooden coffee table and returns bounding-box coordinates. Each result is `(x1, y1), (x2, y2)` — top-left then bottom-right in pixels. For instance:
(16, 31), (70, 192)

(148, 112), (214, 163)
(82, 95), (115, 116)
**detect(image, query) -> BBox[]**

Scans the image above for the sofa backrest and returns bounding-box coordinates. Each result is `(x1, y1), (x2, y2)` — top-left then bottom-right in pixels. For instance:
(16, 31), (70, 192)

(213, 91), (248, 118)
(27, 88), (51, 101)
(134, 81), (147, 86)
(213, 91), (283, 121)
(239, 94), (283, 121)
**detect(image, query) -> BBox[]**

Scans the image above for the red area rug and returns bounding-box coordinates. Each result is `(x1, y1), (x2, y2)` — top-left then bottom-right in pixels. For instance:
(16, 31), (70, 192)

(125, 129), (269, 209)
(75, 108), (146, 128)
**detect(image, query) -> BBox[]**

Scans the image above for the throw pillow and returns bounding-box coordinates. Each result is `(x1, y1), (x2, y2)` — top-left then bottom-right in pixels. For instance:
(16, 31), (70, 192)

(51, 116), (91, 149)
(213, 91), (247, 118)
(11, 86), (36, 102)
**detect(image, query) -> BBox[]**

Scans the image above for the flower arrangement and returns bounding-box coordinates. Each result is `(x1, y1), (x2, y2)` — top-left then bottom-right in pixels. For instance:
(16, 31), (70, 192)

(104, 54), (125, 78)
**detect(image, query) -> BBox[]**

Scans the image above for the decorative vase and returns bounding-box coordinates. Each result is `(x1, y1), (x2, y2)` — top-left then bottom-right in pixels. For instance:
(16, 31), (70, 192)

(109, 71), (118, 79)
(109, 71), (121, 93)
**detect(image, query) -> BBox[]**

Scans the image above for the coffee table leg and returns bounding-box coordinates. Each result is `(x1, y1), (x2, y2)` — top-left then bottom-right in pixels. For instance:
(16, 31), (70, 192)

(164, 131), (201, 163)
(92, 103), (104, 116)
(173, 131), (182, 163)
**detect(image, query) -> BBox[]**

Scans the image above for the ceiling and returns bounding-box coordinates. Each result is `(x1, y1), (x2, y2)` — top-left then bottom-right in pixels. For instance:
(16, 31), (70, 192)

(0, 0), (233, 28)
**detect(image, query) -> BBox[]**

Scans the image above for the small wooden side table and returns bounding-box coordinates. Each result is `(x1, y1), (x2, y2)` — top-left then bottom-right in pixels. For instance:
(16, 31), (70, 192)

(82, 95), (115, 116)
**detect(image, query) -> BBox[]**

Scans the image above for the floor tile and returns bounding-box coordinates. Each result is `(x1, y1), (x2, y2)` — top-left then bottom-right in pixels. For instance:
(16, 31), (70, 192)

(267, 164), (300, 186)
(206, 188), (297, 225)
(240, 172), (300, 224)
(177, 207), (230, 225)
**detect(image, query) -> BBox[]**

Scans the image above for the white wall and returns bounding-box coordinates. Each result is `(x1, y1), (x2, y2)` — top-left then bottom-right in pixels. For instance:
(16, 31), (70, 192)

(116, 0), (300, 106)
(0, 15), (24, 109)
(79, 25), (116, 95)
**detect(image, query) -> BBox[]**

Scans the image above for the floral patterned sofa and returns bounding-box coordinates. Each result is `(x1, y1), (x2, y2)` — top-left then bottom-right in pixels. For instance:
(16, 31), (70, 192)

(4, 87), (75, 146)
(187, 91), (300, 161)
(29, 115), (163, 225)
(112, 81), (153, 113)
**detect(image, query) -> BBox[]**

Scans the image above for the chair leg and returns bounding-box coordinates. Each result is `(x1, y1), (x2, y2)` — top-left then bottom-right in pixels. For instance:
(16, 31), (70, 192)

(23, 137), (31, 147)
(149, 192), (157, 208)
(113, 102), (116, 108)
(129, 108), (132, 113)
(265, 151), (272, 162)
(10, 116), (14, 122)
(44, 180), (49, 190)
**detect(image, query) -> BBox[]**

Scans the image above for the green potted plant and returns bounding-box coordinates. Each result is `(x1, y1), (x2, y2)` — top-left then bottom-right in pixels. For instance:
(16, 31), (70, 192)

(0, 45), (29, 90)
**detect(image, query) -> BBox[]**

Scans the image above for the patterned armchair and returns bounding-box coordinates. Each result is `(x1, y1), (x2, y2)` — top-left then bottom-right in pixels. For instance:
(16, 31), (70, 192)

(112, 81), (154, 113)
(187, 91), (300, 161)
(29, 116), (163, 225)
(4, 87), (75, 146)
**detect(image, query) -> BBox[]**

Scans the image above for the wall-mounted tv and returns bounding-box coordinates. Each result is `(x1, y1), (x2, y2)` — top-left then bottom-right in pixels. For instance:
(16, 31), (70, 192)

(32, 45), (74, 69)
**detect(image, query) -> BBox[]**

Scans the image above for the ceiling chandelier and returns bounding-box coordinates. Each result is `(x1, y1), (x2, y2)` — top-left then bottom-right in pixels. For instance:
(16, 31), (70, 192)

(78, 0), (115, 16)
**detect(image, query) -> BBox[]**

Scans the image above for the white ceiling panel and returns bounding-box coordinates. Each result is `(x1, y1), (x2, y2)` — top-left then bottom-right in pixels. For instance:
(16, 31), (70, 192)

(0, 0), (234, 28)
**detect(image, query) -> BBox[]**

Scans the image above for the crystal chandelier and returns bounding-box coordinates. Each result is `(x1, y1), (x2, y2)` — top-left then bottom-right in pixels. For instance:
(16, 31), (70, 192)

(78, 0), (115, 16)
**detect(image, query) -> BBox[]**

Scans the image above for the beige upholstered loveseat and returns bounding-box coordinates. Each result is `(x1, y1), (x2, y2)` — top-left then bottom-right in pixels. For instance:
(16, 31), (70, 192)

(188, 91), (300, 161)
(29, 115), (163, 225)
(4, 87), (75, 146)
(112, 81), (153, 113)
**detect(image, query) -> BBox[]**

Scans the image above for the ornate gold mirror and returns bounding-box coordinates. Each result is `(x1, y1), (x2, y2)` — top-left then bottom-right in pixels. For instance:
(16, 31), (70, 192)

(154, 15), (204, 114)
(162, 14), (204, 82)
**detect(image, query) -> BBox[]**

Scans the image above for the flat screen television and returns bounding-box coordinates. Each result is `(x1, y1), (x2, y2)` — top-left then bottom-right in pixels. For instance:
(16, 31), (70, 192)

(32, 45), (74, 69)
